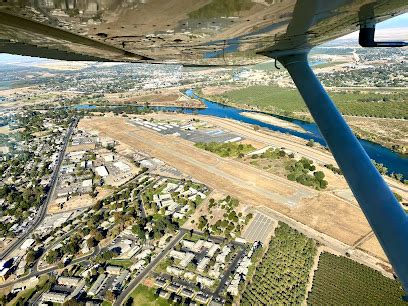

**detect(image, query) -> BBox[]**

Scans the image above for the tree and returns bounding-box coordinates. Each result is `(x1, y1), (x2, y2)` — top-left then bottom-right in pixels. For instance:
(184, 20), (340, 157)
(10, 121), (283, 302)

(393, 192), (403, 202)
(46, 249), (59, 264)
(87, 237), (96, 248)
(306, 139), (315, 147)
(26, 250), (37, 265)
(314, 171), (325, 181)
(132, 224), (146, 241)
(64, 299), (82, 306)
(105, 290), (116, 302)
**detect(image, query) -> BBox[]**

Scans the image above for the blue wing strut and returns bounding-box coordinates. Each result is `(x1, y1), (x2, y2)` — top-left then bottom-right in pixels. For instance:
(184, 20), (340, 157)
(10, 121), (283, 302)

(275, 52), (408, 295)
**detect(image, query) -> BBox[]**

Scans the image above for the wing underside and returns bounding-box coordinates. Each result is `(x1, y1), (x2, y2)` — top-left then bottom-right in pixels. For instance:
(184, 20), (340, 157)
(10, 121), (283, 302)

(0, 0), (407, 65)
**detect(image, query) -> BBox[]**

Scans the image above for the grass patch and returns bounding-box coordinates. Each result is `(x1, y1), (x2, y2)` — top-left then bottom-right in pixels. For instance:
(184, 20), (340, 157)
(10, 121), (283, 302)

(107, 259), (134, 268)
(213, 85), (408, 119)
(313, 61), (347, 68)
(195, 142), (255, 157)
(126, 284), (170, 306)
(8, 275), (49, 305)
(307, 252), (406, 305)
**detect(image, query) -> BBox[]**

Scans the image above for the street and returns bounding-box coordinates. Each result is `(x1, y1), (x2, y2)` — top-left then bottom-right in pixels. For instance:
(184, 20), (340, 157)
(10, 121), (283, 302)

(114, 229), (187, 306)
(0, 119), (77, 260)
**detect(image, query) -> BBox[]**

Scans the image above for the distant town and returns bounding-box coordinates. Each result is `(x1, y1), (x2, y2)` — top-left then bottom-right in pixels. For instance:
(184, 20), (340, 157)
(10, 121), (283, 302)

(0, 43), (407, 306)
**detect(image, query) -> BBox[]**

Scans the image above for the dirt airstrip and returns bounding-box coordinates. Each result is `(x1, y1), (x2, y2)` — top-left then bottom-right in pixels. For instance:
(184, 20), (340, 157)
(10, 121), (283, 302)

(80, 115), (384, 251)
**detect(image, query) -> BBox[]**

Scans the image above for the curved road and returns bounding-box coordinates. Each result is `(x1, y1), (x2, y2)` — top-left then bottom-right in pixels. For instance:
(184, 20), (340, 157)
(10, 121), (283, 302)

(0, 119), (77, 261)
(0, 245), (99, 289)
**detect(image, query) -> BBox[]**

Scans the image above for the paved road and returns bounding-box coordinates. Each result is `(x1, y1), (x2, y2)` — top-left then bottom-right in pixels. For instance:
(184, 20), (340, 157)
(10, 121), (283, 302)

(214, 248), (245, 296)
(0, 119), (77, 260)
(114, 230), (187, 306)
(0, 245), (99, 289)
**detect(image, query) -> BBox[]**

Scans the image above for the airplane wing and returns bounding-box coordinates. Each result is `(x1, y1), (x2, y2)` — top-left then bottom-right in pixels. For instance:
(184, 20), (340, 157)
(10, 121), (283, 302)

(0, 0), (406, 65)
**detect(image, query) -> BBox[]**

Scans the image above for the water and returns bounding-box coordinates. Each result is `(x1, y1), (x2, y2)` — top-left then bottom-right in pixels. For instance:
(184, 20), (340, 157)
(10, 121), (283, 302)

(68, 89), (407, 179)
(72, 104), (97, 110)
(181, 89), (408, 179)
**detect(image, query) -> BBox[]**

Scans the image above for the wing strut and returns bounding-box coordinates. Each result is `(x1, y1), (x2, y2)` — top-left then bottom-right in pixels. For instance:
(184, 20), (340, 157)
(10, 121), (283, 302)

(275, 52), (408, 296)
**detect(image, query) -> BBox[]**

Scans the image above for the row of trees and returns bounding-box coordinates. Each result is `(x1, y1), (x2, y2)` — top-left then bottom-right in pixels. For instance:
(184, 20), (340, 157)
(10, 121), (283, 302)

(241, 223), (317, 305)
(307, 252), (405, 305)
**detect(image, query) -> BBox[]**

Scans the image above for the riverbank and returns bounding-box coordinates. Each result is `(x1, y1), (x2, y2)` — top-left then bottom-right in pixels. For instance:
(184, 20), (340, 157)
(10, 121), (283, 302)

(197, 87), (408, 156)
(240, 112), (306, 133)
(105, 88), (206, 109)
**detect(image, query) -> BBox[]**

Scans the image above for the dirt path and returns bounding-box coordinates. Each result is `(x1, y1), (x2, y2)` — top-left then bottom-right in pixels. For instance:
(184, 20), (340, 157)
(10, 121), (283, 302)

(303, 247), (323, 306)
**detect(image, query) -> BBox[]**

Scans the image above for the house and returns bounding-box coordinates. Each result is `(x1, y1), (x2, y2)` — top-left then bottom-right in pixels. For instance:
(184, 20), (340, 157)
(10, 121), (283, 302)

(207, 244), (219, 258)
(197, 257), (210, 273)
(20, 238), (35, 250)
(180, 288), (194, 298)
(179, 252), (195, 268)
(130, 260), (146, 271)
(114, 161), (130, 172)
(82, 179), (92, 187)
(184, 271), (196, 281)
(195, 293), (209, 304)
(95, 166), (109, 177)
(42, 292), (68, 303)
(167, 283), (181, 293)
(216, 245), (231, 263)
(154, 278), (167, 288)
(58, 276), (81, 287)
(197, 275), (214, 287)
(88, 274), (106, 296)
(106, 266), (122, 275)
(159, 289), (169, 299)
(166, 266), (183, 277)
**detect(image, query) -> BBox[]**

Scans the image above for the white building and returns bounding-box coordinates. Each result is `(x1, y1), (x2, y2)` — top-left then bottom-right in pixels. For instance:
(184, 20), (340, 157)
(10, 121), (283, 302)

(166, 266), (183, 277)
(42, 292), (67, 303)
(20, 238), (35, 250)
(114, 161), (131, 172)
(95, 166), (109, 177)
(197, 257), (210, 273)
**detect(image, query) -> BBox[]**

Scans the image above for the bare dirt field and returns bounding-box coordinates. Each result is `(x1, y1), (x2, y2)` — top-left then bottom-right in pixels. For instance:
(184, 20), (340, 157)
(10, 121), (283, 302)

(0, 126), (11, 134)
(144, 113), (407, 199)
(47, 187), (110, 213)
(359, 235), (388, 262)
(201, 85), (244, 96)
(79, 115), (394, 259)
(66, 143), (95, 152)
(48, 194), (94, 214)
(346, 116), (408, 154)
(105, 88), (205, 108)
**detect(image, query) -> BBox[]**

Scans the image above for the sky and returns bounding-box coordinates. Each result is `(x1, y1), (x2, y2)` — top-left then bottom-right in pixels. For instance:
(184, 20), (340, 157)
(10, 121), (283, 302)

(341, 12), (408, 40)
(0, 12), (406, 63)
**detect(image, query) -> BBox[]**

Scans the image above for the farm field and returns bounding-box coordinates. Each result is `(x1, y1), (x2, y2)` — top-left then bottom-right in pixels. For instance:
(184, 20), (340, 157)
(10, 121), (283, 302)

(210, 85), (408, 119)
(241, 222), (317, 305)
(307, 252), (406, 305)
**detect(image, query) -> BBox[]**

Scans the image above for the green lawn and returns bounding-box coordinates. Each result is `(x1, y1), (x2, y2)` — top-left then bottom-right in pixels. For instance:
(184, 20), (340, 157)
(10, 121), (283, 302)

(211, 86), (408, 119)
(126, 285), (170, 306)
(107, 259), (134, 268)
(7, 275), (49, 305)
(307, 252), (406, 305)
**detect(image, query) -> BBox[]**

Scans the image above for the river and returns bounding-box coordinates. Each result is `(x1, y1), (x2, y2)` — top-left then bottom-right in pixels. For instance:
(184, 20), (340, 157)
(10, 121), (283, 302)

(181, 89), (407, 179)
(72, 89), (407, 179)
